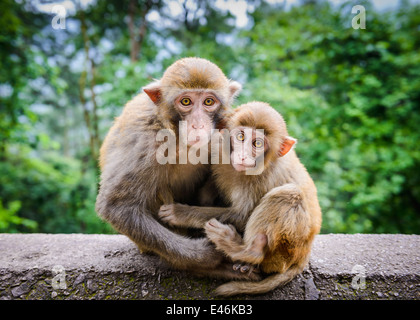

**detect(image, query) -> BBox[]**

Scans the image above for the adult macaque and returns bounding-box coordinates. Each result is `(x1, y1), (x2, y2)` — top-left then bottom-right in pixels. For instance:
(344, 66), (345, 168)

(159, 102), (322, 295)
(96, 57), (255, 279)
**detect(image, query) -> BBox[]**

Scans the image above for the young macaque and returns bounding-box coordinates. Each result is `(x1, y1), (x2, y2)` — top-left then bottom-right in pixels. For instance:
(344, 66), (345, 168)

(159, 102), (322, 296)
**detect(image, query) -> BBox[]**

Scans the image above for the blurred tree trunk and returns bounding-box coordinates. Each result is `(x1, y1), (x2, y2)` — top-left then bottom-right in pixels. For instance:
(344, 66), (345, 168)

(89, 59), (100, 157)
(79, 9), (100, 163)
(128, 0), (151, 62)
(128, 0), (137, 62)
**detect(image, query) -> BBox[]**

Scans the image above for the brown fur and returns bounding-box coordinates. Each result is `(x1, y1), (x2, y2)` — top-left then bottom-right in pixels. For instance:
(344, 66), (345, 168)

(96, 58), (255, 280)
(158, 102), (322, 295)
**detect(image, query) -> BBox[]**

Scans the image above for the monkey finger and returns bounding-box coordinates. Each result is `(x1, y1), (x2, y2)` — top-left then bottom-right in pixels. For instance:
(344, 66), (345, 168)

(232, 262), (247, 272)
(158, 212), (174, 222)
(205, 222), (230, 240)
(240, 265), (250, 273)
(206, 218), (223, 228)
(233, 263), (242, 271)
(232, 262), (260, 275)
(158, 205), (180, 225)
(204, 219), (223, 235)
(159, 210), (171, 217)
(158, 204), (175, 214)
(206, 219), (234, 235)
(246, 264), (261, 275)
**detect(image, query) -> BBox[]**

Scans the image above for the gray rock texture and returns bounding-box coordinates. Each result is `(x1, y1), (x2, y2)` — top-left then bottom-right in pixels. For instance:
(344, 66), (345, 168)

(0, 233), (418, 300)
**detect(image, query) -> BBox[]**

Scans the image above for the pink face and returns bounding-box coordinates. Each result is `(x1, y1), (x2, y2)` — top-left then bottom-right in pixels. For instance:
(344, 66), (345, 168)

(174, 91), (222, 146)
(230, 127), (268, 172)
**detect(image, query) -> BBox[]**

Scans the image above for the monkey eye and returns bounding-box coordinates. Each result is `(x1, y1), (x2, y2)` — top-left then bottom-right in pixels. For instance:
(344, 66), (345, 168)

(204, 98), (215, 106)
(236, 132), (245, 142)
(253, 138), (264, 148)
(180, 98), (192, 106)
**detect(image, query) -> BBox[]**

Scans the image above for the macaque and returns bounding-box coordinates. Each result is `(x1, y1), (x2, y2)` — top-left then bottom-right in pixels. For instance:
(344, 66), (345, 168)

(159, 101), (322, 295)
(96, 57), (257, 280)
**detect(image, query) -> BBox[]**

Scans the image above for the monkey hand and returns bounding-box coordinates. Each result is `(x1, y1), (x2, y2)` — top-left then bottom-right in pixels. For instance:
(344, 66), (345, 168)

(158, 203), (190, 228)
(205, 219), (265, 274)
(205, 218), (242, 252)
(158, 204), (181, 226)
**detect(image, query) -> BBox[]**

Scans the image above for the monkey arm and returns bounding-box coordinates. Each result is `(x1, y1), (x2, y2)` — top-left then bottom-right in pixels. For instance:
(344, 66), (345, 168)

(158, 203), (233, 229)
(97, 197), (260, 280)
(96, 192), (228, 270)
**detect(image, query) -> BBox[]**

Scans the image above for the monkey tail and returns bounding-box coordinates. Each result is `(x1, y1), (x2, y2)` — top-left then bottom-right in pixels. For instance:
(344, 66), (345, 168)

(214, 265), (303, 297)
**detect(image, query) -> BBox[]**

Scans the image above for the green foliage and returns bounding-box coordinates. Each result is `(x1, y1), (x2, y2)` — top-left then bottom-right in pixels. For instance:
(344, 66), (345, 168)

(96, 59), (153, 120)
(0, 199), (37, 232)
(0, 145), (113, 233)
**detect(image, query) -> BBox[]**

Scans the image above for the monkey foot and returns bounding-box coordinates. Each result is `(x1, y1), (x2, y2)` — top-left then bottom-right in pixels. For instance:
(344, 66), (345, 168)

(218, 261), (261, 281)
(233, 262), (260, 275)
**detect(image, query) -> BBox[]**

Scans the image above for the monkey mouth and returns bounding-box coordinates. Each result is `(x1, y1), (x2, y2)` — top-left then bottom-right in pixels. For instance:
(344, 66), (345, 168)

(232, 162), (256, 172)
(187, 137), (200, 145)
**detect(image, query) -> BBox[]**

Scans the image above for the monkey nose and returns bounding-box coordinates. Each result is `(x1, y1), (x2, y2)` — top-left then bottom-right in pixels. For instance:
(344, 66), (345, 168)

(192, 124), (204, 129)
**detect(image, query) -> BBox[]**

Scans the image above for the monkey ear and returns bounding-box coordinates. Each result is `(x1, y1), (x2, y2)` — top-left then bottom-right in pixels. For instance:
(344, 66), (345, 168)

(228, 80), (242, 99)
(143, 81), (162, 104)
(278, 136), (297, 157)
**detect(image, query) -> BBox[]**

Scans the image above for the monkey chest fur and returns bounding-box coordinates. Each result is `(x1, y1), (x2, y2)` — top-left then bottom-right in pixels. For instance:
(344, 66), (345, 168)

(167, 163), (209, 204)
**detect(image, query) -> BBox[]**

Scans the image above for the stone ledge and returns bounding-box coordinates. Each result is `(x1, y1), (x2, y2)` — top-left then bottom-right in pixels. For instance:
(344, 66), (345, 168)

(0, 233), (418, 300)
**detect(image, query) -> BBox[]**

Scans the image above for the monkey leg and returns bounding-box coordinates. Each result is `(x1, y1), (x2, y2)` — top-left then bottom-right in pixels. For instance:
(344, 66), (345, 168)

(241, 184), (313, 274)
(205, 218), (267, 266)
(243, 184), (311, 247)
(159, 203), (232, 229)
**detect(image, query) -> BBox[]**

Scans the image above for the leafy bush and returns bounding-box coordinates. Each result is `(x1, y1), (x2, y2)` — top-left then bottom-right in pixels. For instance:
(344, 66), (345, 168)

(0, 146), (113, 233)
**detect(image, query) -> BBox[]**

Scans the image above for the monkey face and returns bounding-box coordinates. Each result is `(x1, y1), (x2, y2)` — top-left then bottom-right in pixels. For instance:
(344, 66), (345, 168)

(143, 58), (242, 150)
(226, 102), (297, 175)
(175, 90), (222, 146)
(230, 126), (268, 172)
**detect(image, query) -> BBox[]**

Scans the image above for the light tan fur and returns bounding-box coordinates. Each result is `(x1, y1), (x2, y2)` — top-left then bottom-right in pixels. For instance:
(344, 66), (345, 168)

(159, 101), (322, 295)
